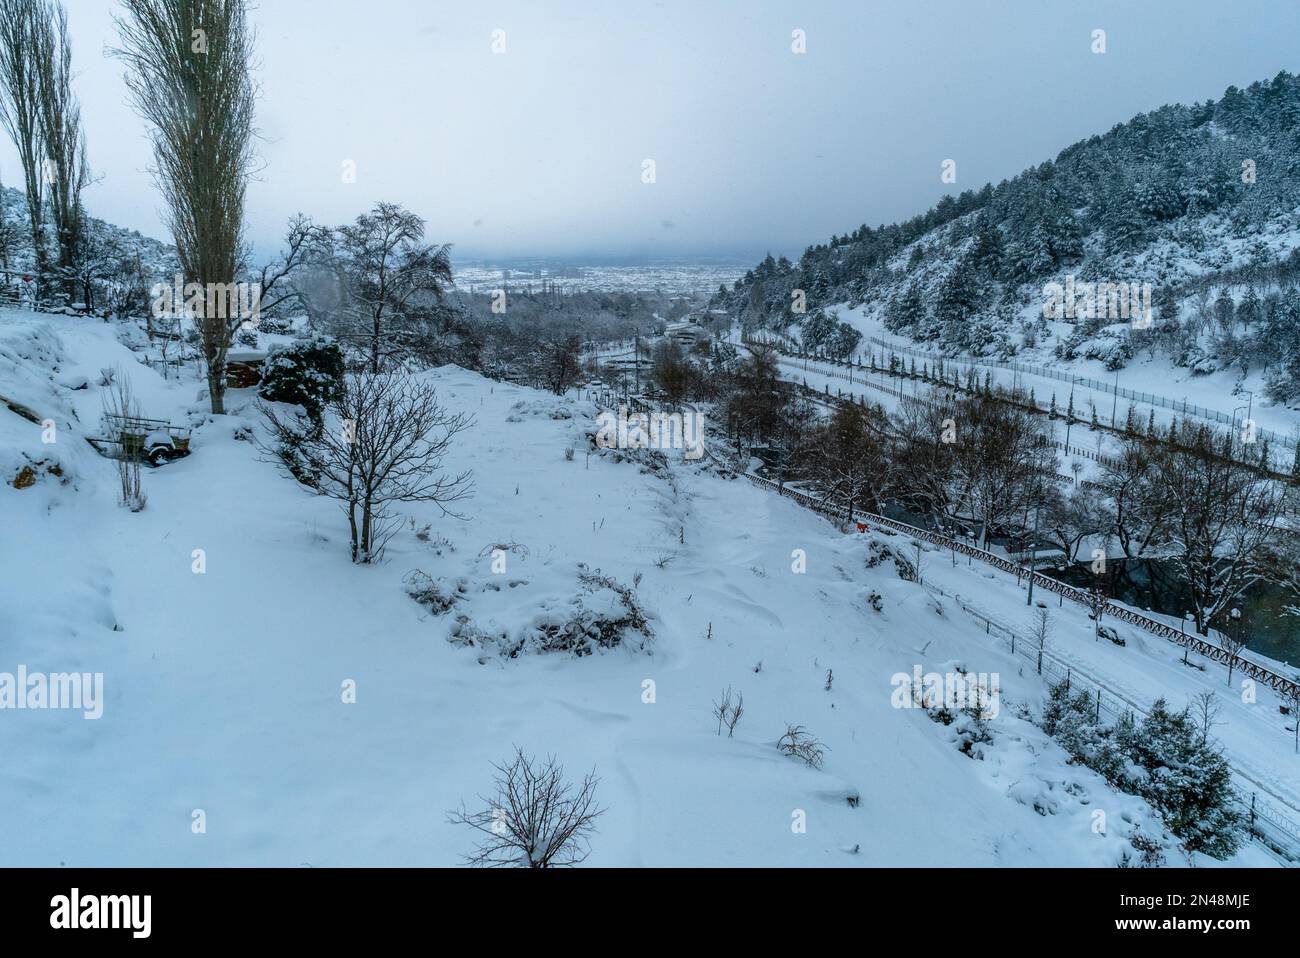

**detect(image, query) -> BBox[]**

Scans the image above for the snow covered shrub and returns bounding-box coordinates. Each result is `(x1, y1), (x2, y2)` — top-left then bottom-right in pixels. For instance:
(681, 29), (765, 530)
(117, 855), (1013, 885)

(954, 685), (996, 757)
(259, 337), (345, 427)
(467, 566), (654, 660)
(777, 724), (826, 768)
(1125, 699), (1244, 859)
(1041, 683), (1243, 859)
(448, 747), (604, 868)
(1040, 683), (1127, 781)
(404, 571), (468, 615)
(531, 567), (652, 656)
(1120, 830), (1167, 868)
(864, 538), (916, 581)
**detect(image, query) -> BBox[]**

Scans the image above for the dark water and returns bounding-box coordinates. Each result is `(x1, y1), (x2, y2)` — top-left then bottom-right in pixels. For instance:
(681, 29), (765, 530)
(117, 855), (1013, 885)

(1053, 558), (1300, 666)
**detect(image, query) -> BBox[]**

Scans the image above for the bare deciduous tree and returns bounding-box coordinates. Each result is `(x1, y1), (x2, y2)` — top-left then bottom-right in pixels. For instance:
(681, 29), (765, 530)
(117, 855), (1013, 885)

(0, 0), (46, 280)
(254, 213), (325, 321)
(1030, 605), (1053, 675)
(1151, 421), (1284, 636)
(811, 399), (891, 524)
(1191, 689), (1223, 748)
(114, 0), (257, 414)
(324, 202), (453, 373)
(448, 748), (604, 868)
(32, 0), (87, 299)
(540, 333), (583, 395)
(262, 369), (474, 563)
(102, 369), (146, 512)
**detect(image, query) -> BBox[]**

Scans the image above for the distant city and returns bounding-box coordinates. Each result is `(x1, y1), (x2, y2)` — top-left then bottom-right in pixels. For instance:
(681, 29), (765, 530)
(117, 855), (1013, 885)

(452, 258), (753, 297)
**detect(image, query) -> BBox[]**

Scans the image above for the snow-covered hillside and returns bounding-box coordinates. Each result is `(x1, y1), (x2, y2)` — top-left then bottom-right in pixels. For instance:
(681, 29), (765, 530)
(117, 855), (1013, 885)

(0, 310), (1275, 866)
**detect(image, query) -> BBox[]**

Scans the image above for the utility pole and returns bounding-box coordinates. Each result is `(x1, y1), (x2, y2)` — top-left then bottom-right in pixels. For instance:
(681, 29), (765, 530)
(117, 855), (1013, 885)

(1110, 369), (1119, 428)
(634, 326), (640, 394)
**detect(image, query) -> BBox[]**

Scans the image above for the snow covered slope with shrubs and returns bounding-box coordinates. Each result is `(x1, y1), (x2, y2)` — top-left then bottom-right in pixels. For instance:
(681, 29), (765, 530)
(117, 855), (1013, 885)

(0, 310), (1271, 866)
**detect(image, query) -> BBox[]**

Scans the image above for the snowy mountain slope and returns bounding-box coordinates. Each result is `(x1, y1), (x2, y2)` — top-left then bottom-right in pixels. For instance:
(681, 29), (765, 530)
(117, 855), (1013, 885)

(0, 185), (177, 279)
(0, 310), (1272, 866)
(718, 72), (1300, 435)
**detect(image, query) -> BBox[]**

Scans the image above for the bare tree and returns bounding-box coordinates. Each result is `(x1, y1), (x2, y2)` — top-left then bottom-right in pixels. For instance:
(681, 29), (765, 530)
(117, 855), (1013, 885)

(253, 213), (325, 321)
(1085, 583), (1109, 641)
(811, 400), (891, 524)
(261, 369), (474, 563)
(1043, 484), (1109, 564)
(32, 0), (87, 299)
(889, 389), (959, 528)
(102, 369), (146, 512)
(448, 748), (604, 868)
(951, 392), (1054, 549)
(1030, 605), (1053, 675)
(0, 168), (20, 270)
(540, 333), (583, 395)
(0, 0), (46, 281)
(1191, 689), (1223, 748)
(1097, 431), (1174, 560)
(114, 0), (257, 414)
(1152, 421), (1284, 636)
(326, 202), (453, 373)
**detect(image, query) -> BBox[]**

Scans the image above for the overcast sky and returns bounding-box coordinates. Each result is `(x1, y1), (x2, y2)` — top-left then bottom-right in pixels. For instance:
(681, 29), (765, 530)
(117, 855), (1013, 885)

(4, 0), (1298, 263)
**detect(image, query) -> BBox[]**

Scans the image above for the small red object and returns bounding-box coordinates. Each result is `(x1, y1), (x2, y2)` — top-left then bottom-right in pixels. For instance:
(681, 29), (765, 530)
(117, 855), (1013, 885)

(856, 522), (868, 533)
(21, 275), (32, 283)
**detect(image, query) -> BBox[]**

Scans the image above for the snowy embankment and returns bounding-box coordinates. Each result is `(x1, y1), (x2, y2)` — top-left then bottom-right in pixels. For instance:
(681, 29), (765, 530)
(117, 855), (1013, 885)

(833, 305), (1299, 454)
(0, 310), (1272, 866)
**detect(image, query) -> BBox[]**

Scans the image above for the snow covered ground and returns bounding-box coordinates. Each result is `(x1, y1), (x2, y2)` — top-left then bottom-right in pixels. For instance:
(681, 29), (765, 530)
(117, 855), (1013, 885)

(831, 304), (1300, 456)
(0, 310), (1279, 866)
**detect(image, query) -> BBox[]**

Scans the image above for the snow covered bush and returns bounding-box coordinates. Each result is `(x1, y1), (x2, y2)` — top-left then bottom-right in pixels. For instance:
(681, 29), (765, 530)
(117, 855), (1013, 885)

(447, 566), (654, 660)
(1121, 830), (1167, 868)
(1125, 699), (1244, 859)
(258, 336), (345, 427)
(404, 571), (467, 615)
(448, 748), (604, 868)
(515, 567), (653, 657)
(1041, 683), (1244, 858)
(863, 538), (916, 581)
